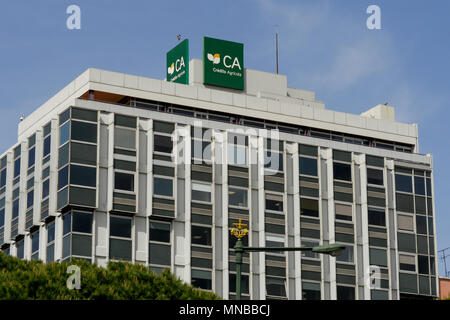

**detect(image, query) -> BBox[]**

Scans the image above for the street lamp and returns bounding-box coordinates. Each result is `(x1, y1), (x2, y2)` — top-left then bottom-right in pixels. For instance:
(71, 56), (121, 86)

(230, 219), (347, 300)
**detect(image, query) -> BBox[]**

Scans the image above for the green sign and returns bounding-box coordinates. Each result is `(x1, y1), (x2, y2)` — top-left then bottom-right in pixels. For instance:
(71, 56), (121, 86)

(166, 39), (189, 84)
(203, 37), (244, 90)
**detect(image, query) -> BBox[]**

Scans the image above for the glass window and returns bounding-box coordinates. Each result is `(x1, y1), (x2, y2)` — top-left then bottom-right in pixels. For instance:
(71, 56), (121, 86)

(149, 243), (171, 266)
(229, 274), (249, 294)
(12, 199), (19, 219)
(227, 145), (247, 166)
(333, 163), (351, 181)
(28, 147), (35, 168)
(154, 121), (175, 134)
(114, 172), (134, 191)
(72, 211), (92, 233)
(415, 196), (426, 214)
(367, 168), (383, 185)
(299, 157), (317, 176)
(59, 121), (70, 146)
(70, 165), (96, 187)
(191, 182), (212, 202)
(17, 240), (24, 259)
(300, 198), (319, 217)
(416, 216), (427, 235)
(336, 245), (354, 263)
(414, 176), (425, 195)
(191, 269), (212, 290)
(397, 214), (414, 231)
(264, 152), (283, 171)
(115, 127), (135, 149)
(71, 234), (92, 257)
(109, 238), (132, 261)
(114, 114), (136, 128)
(396, 193), (414, 213)
(229, 187), (248, 207)
(72, 108), (97, 122)
(266, 277), (286, 297)
(46, 243), (54, 263)
(370, 248), (387, 267)
(191, 225), (211, 246)
(337, 286), (355, 300)
(27, 190), (34, 208)
(110, 216), (131, 238)
(71, 142), (97, 166)
(43, 136), (51, 157)
(266, 195), (283, 212)
(154, 177), (173, 197)
(191, 140), (211, 160)
(14, 158), (20, 178)
(418, 255), (429, 274)
(71, 121), (97, 143)
(63, 213), (72, 235)
(149, 221), (170, 242)
(399, 254), (416, 272)
(335, 203), (352, 221)
(58, 166), (69, 190)
(47, 222), (55, 243)
(154, 135), (172, 154)
(31, 231), (39, 254)
(0, 168), (6, 187)
(0, 208), (4, 228)
(395, 174), (412, 193)
(398, 233), (416, 253)
(58, 143), (69, 168)
(368, 208), (386, 226)
(302, 282), (321, 300)
(302, 240), (319, 259)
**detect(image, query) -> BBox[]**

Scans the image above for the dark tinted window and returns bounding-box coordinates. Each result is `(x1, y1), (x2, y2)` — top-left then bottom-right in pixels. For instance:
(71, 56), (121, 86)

(149, 243), (171, 265)
(43, 136), (51, 156)
(42, 180), (50, 199)
(418, 255), (429, 274)
(191, 225), (211, 246)
(71, 121), (97, 143)
(154, 135), (173, 154)
(72, 211), (92, 233)
(300, 198), (319, 217)
(333, 163), (351, 181)
(70, 165), (96, 187)
(414, 176), (425, 195)
(149, 221), (170, 243)
(300, 157), (317, 176)
(115, 172), (134, 191)
(416, 216), (427, 235)
(368, 208), (385, 226)
(28, 147), (35, 168)
(58, 166), (69, 189)
(396, 193), (414, 213)
(71, 142), (97, 165)
(367, 168), (383, 185)
(395, 174), (412, 193)
(110, 216), (132, 238)
(398, 233), (416, 253)
(337, 286), (355, 300)
(266, 198), (283, 212)
(63, 213), (71, 235)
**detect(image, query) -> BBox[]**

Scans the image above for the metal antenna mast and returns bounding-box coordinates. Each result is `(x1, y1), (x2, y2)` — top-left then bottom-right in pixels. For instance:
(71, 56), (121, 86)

(439, 247), (450, 277)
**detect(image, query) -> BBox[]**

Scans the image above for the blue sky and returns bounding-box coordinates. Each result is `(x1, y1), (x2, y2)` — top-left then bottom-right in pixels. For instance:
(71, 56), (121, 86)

(0, 0), (449, 275)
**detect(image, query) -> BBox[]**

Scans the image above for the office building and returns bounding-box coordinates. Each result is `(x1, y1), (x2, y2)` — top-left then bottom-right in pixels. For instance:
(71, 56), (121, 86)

(0, 59), (438, 300)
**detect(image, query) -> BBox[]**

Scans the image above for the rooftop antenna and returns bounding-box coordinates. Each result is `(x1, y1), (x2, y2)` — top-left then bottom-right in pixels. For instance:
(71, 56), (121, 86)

(20, 114), (24, 122)
(275, 24), (279, 74)
(439, 247), (450, 277)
